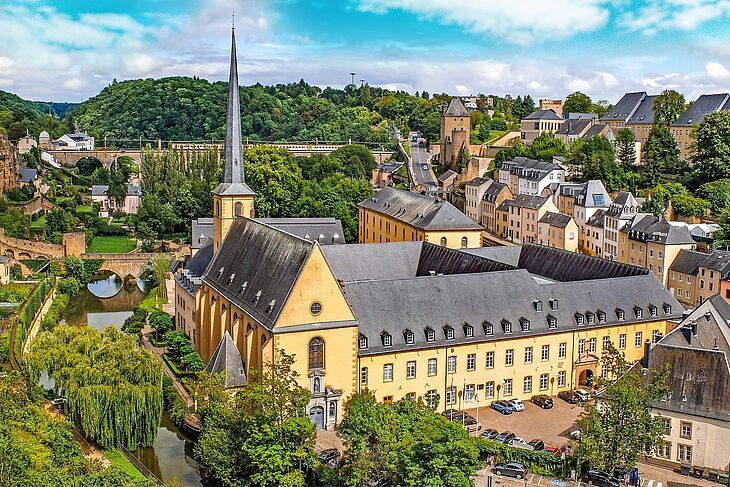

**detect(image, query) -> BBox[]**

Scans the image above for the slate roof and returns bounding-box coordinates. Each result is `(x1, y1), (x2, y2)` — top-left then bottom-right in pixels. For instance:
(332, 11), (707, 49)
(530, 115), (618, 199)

(539, 212), (573, 228)
(575, 180), (611, 208)
(582, 123), (610, 139)
(625, 215), (695, 245)
(258, 218), (345, 245)
(462, 246), (523, 267)
(187, 242), (214, 277)
(202, 218), (315, 330)
(503, 194), (551, 210)
(501, 157), (563, 177)
(438, 169), (458, 183)
(19, 168), (37, 183)
(639, 296), (730, 422)
(482, 182), (510, 202)
(627, 95), (657, 125)
(466, 177), (490, 187)
(350, 269), (681, 356)
(205, 331), (247, 388)
(444, 98), (470, 117)
(524, 109), (562, 121)
(558, 182), (586, 197)
(518, 244), (648, 282)
(586, 209), (607, 229)
(601, 92), (647, 122)
(669, 249), (709, 275)
(606, 191), (641, 218)
(673, 93), (729, 126)
(698, 250), (730, 274)
(192, 218), (214, 249)
(357, 187), (482, 231)
(555, 119), (592, 136)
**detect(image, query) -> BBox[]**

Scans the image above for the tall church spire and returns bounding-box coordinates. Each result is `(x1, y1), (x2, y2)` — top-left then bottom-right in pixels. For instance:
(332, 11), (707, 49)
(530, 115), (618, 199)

(213, 26), (254, 196)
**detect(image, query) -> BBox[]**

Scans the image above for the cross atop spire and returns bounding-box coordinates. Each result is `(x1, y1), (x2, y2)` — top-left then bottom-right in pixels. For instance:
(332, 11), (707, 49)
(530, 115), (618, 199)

(213, 26), (254, 196)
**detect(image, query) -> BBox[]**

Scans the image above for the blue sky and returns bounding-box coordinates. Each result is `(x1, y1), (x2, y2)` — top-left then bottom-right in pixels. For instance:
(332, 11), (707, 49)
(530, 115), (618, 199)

(3, 0), (730, 103)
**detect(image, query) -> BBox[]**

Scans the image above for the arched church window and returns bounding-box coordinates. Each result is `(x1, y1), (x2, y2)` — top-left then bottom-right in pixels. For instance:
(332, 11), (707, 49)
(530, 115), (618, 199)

(309, 337), (324, 370)
(235, 202), (242, 217)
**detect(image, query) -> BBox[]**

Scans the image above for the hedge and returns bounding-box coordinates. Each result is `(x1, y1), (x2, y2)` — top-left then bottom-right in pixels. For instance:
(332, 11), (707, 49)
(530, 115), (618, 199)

(474, 438), (566, 477)
(13, 279), (50, 358)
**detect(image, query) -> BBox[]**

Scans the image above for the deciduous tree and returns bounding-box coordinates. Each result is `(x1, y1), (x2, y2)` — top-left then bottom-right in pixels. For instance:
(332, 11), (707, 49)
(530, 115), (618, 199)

(652, 89), (686, 126)
(615, 128), (637, 170)
(692, 111), (730, 186)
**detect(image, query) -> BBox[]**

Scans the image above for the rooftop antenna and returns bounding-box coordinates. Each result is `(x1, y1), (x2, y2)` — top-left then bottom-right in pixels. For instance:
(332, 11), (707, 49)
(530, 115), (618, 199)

(232, 11), (235, 29)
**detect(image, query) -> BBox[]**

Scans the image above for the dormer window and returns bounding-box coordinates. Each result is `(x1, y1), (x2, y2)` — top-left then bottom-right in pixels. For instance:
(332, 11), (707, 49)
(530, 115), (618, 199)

(616, 308), (625, 321)
(382, 332), (392, 347)
(649, 305), (658, 317)
(404, 329), (415, 344)
(266, 299), (276, 313)
(549, 299), (558, 310)
(586, 312), (595, 325)
(575, 313), (585, 326)
(239, 281), (248, 294)
(425, 328), (435, 342)
(519, 317), (530, 332)
(444, 326), (454, 340)
(533, 300), (543, 312)
(502, 319), (512, 334)
(597, 310), (606, 323)
(463, 323), (474, 338)
(547, 315), (557, 329)
(663, 303), (672, 315)
(483, 322), (494, 336)
(634, 306), (643, 319)
(228, 273), (236, 284)
(217, 267), (225, 278)
(253, 290), (262, 304)
(358, 335), (368, 349)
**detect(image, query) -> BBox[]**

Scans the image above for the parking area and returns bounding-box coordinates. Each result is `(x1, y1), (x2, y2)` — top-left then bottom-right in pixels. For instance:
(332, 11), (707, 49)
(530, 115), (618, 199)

(461, 396), (583, 446)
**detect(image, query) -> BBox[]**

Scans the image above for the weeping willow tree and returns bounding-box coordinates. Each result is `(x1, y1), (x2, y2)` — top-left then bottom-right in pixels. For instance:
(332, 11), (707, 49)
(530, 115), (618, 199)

(26, 325), (164, 450)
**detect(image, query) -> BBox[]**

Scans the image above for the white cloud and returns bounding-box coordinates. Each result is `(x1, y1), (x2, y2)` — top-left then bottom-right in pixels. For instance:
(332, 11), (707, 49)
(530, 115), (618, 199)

(358, 0), (610, 44)
(622, 0), (730, 34)
(706, 61), (730, 80)
(454, 84), (469, 95)
(0, 79), (13, 88)
(63, 78), (84, 90)
(123, 53), (162, 75)
(0, 57), (14, 71)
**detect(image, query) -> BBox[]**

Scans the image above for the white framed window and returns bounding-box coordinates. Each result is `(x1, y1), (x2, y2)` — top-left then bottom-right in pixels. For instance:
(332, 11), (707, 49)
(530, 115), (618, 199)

(678, 444), (692, 463)
(680, 421), (692, 439)
(467, 353), (476, 371)
(559, 342), (567, 358)
(504, 378), (513, 396)
(541, 344), (549, 361)
(382, 333), (392, 347)
(383, 364), (393, 382)
(406, 360), (416, 379)
(464, 324), (474, 338)
(505, 349), (514, 366)
(427, 358), (437, 376)
(539, 373), (549, 391)
(635, 332), (643, 347)
(426, 328), (435, 342)
(444, 327), (454, 340)
(619, 334), (626, 349)
(485, 381), (495, 398)
(524, 347), (533, 364)
(652, 330), (660, 344)
(404, 330), (414, 344)
(578, 339), (585, 354)
(425, 389), (438, 408)
(446, 386), (456, 405)
(485, 351), (494, 369)
(523, 376), (532, 393)
(601, 364), (608, 378)
(589, 337), (596, 353)
(358, 335), (368, 349)
(360, 367), (368, 385)
(464, 384), (475, 402)
(557, 370), (566, 387)
(602, 335), (610, 350)
(447, 355), (457, 374)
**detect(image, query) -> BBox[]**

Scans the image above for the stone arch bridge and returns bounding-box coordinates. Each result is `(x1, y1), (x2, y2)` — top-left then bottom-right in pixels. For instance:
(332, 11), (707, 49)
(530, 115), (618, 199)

(45, 149), (143, 169)
(0, 230), (172, 278)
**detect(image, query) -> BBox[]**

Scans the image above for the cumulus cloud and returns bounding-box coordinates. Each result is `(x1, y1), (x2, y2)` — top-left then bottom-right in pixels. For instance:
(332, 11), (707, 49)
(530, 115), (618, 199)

(706, 61), (730, 80)
(622, 0), (730, 34)
(357, 0), (610, 44)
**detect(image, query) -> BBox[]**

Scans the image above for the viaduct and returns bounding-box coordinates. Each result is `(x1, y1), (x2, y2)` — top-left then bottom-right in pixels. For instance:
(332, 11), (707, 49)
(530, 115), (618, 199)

(0, 229), (170, 278)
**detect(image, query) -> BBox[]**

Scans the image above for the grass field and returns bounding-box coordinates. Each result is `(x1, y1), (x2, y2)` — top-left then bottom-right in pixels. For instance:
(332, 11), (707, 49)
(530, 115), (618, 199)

(87, 236), (136, 253)
(139, 286), (167, 312)
(29, 215), (47, 229)
(75, 205), (94, 214)
(103, 448), (146, 480)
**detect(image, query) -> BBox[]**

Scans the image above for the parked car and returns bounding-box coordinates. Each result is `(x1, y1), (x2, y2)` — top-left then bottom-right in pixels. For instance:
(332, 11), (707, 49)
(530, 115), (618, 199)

(491, 400), (515, 414)
(570, 429), (581, 439)
(508, 398), (525, 411)
(495, 431), (515, 444)
(461, 415), (482, 432)
(318, 448), (341, 467)
(531, 394), (554, 409)
(493, 462), (528, 479)
(528, 439), (545, 451)
(422, 164), (428, 170)
(442, 409), (465, 421)
(508, 437), (530, 449)
(480, 428), (499, 439)
(584, 469), (620, 487)
(544, 445), (561, 455)
(558, 390), (579, 404)
(574, 388), (591, 401)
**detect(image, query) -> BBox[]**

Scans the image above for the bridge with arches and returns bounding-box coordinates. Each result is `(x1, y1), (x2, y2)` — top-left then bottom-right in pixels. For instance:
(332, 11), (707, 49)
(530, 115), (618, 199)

(45, 149), (143, 169)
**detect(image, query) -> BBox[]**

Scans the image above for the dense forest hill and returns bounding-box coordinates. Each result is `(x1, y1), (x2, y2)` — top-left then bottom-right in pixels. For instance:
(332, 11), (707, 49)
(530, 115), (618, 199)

(1, 78), (537, 144)
(0, 90), (70, 140)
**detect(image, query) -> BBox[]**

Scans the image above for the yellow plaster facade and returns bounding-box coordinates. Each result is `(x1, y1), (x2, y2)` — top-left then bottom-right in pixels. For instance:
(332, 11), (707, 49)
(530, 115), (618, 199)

(212, 193), (255, 253)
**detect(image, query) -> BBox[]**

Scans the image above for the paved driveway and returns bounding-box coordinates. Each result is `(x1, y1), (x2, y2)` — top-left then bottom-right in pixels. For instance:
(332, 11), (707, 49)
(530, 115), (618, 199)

(462, 397), (583, 446)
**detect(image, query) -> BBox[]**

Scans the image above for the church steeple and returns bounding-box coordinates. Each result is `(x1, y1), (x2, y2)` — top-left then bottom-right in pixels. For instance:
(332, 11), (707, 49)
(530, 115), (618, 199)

(212, 25), (256, 253)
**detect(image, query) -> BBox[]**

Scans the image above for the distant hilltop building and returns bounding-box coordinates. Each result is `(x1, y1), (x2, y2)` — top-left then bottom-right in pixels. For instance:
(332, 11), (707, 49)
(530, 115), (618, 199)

(54, 131), (94, 150)
(17, 131), (37, 154)
(539, 99), (564, 117)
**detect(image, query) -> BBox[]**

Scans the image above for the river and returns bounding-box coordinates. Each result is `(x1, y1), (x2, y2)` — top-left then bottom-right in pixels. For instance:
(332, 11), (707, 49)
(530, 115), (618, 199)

(60, 272), (205, 486)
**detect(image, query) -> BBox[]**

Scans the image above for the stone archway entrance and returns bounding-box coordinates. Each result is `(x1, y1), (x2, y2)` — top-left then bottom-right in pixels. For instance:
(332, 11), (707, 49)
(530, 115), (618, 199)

(579, 369), (595, 387)
(309, 406), (325, 430)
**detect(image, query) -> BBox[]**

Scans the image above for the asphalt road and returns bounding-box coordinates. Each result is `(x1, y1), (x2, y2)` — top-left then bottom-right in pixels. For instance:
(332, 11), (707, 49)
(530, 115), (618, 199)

(410, 142), (437, 188)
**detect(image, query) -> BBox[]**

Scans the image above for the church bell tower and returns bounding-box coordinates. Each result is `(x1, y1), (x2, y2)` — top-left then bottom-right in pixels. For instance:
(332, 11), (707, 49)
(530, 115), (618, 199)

(212, 25), (256, 253)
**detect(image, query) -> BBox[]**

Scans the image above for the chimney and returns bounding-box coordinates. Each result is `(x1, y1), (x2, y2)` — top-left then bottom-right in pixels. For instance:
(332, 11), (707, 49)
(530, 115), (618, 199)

(641, 339), (651, 368)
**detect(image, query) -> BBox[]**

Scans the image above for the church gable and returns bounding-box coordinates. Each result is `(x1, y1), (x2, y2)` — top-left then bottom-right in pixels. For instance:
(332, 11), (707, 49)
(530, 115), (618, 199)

(274, 246), (356, 329)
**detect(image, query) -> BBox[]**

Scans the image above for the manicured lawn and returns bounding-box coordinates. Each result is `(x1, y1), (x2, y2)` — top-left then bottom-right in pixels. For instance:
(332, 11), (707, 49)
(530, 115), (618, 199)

(75, 205), (94, 214)
(30, 215), (47, 228)
(139, 286), (167, 312)
(87, 236), (136, 253)
(103, 448), (146, 480)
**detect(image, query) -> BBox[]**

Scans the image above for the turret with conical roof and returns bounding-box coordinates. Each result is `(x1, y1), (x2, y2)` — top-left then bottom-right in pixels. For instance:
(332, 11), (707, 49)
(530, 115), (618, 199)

(212, 26), (256, 253)
(440, 97), (471, 170)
